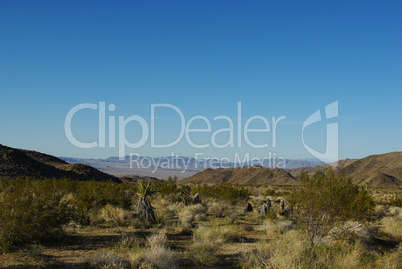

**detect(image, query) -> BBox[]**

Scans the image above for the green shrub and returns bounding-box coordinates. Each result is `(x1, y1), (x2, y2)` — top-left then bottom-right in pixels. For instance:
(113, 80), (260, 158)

(192, 183), (251, 203)
(292, 169), (375, 247)
(71, 180), (135, 225)
(154, 176), (179, 198)
(0, 178), (71, 250)
(262, 188), (291, 197)
(173, 185), (193, 205)
(0, 177), (137, 250)
(154, 176), (193, 205)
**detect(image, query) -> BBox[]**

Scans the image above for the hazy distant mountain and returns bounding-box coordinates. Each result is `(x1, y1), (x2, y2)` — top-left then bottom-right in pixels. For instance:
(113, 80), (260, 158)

(60, 155), (327, 180)
(0, 144), (119, 182)
(2, 144), (400, 187)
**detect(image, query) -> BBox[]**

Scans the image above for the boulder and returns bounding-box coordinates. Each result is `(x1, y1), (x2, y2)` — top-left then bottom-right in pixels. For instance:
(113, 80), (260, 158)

(255, 196), (293, 217)
(242, 203), (254, 214)
(257, 202), (270, 215)
(193, 193), (201, 204)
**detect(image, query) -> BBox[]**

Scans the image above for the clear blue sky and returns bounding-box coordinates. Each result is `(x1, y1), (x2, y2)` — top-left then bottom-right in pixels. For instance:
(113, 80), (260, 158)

(0, 0), (401, 161)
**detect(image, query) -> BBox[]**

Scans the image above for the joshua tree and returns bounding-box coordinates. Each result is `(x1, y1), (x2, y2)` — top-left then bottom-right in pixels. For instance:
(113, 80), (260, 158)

(136, 180), (156, 224)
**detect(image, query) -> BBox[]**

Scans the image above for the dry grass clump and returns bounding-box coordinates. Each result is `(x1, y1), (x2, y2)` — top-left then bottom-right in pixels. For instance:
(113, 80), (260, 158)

(91, 204), (131, 227)
(142, 245), (180, 269)
(266, 230), (308, 268)
(207, 201), (228, 217)
(167, 202), (184, 214)
(381, 215), (402, 238)
(225, 211), (242, 225)
(263, 220), (294, 238)
(375, 244), (402, 269)
(194, 213), (207, 221)
(178, 207), (195, 227)
(117, 233), (144, 250)
(129, 232), (180, 269)
(243, 227), (395, 269)
(178, 204), (207, 227)
(128, 217), (143, 229)
(187, 224), (241, 266)
(188, 240), (220, 267)
(88, 252), (131, 269)
(389, 206), (402, 218)
(153, 198), (176, 220)
(242, 240), (272, 268)
(314, 241), (370, 269)
(375, 204), (388, 218)
(193, 225), (241, 244)
(147, 232), (168, 248)
(242, 229), (308, 269)
(188, 203), (207, 215)
(24, 243), (45, 260)
(379, 206), (402, 238)
(190, 204), (208, 222)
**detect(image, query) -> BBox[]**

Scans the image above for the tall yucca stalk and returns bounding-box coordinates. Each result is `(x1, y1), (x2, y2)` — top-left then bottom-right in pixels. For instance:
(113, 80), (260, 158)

(136, 180), (156, 224)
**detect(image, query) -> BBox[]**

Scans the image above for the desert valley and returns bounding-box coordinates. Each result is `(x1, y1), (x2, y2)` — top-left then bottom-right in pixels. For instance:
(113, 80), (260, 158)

(0, 144), (401, 268)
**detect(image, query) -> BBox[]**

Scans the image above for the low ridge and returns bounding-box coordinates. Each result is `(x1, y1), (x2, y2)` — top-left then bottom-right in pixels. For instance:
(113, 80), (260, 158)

(0, 144), (120, 182)
(288, 152), (402, 187)
(180, 166), (299, 185)
(288, 158), (359, 178)
(341, 152), (402, 187)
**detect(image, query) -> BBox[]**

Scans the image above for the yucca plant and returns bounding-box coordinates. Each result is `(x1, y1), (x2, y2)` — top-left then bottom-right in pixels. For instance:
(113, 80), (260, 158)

(154, 212), (166, 228)
(136, 180), (156, 224)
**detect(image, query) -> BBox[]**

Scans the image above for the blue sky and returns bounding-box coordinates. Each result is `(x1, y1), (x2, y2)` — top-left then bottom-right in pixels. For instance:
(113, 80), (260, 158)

(0, 0), (401, 161)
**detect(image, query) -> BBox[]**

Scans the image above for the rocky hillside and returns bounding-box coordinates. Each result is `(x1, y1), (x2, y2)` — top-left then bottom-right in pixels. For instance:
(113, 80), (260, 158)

(180, 166), (300, 185)
(340, 152), (402, 187)
(0, 144), (120, 182)
(288, 158), (358, 178)
(181, 152), (402, 187)
(288, 152), (402, 187)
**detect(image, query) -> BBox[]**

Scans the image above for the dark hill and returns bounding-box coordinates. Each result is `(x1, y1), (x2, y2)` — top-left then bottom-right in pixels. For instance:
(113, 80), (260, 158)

(0, 144), (120, 182)
(180, 166), (299, 185)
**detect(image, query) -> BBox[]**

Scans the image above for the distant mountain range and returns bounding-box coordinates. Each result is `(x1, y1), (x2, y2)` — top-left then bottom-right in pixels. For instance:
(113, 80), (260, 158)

(1, 144), (401, 187)
(60, 155), (328, 180)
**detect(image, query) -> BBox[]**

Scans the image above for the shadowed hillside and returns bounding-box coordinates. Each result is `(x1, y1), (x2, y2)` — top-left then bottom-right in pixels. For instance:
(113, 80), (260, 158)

(180, 166), (300, 185)
(0, 144), (120, 182)
(182, 152), (402, 187)
(288, 152), (402, 187)
(341, 152), (402, 187)
(288, 158), (359, 178)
